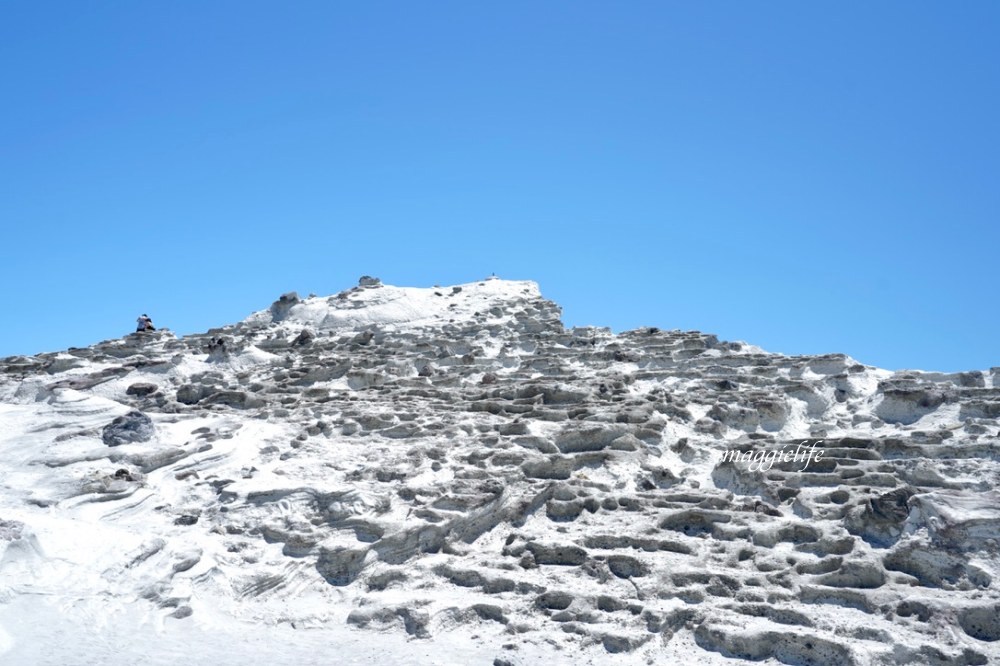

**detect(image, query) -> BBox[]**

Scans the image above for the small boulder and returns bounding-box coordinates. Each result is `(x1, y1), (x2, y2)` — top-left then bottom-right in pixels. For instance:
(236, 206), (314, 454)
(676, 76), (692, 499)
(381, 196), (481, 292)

(358, 275), (382, 287)
(102, 411), (155, 447)
(352, 330), (375, 346)
(126, 382), (158, 397)
(176, 384), (208, 405)
(292, 329), (315, 346)
(270, 292), (300, 321)
(202, 390), (252, 408)
(554, 425), (630, 454)
(525, 542), (588, 566)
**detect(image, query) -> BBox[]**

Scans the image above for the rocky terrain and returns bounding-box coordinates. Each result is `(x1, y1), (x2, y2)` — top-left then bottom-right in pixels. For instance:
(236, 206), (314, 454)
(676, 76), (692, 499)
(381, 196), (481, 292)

(0, 277), (998, 665)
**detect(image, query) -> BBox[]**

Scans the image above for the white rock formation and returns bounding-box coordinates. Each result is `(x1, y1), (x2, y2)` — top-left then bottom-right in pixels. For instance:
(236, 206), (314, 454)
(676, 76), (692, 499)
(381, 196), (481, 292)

(0, 278), (998, 665)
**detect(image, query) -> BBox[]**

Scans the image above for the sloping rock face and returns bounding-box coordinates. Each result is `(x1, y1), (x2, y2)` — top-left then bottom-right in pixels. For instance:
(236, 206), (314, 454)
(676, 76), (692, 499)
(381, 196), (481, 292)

(0, 278), (998, 665)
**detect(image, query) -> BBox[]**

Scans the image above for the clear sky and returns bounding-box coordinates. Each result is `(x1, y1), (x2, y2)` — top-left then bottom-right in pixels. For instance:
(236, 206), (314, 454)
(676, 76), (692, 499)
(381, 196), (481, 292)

(1, 2), (997, 372)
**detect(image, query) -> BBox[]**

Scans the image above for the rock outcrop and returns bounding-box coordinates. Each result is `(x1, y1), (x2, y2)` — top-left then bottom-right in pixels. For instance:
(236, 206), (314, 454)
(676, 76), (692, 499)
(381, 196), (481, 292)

(101, 410), (155, 447)
(0, 278), (997, 665)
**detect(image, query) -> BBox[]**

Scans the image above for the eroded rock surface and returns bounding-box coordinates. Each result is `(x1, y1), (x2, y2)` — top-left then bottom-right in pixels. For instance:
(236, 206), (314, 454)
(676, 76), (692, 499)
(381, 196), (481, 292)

(0, 278), (998, 664)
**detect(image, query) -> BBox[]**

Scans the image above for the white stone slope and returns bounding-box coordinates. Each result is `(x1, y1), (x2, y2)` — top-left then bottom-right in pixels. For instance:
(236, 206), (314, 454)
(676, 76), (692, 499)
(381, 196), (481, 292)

(0, 277), (998, 666)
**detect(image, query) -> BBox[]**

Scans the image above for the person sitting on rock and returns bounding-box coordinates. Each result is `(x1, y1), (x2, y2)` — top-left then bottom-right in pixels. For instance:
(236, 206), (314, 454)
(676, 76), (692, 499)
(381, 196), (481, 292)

(136, 314), (155, 332)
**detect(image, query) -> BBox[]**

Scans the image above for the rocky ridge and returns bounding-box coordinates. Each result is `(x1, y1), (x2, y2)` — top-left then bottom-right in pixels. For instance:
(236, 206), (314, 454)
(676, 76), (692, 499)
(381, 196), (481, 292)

(0, 278), (998, 665)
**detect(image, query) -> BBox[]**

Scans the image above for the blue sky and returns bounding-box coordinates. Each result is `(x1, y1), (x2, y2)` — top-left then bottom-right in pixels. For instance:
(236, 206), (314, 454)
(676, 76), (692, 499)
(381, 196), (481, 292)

(1, 2), (997, 372)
